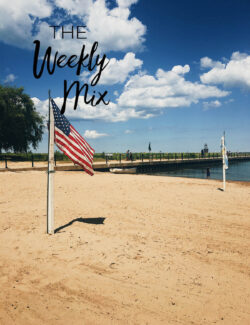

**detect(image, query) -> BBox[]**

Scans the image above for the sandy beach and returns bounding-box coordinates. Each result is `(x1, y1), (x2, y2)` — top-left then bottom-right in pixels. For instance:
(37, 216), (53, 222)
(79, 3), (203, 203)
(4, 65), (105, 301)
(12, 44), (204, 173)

(0, 170), (250, 324)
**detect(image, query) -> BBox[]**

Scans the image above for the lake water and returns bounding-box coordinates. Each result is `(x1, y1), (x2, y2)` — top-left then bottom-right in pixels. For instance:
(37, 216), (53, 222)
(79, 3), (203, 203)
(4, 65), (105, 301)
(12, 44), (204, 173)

(147, 160), (250, 182)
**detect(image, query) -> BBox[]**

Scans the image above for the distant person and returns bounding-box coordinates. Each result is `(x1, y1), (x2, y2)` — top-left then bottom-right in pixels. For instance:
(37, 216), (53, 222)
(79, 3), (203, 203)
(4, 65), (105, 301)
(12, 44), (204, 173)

(130, 152), (133, 161)
(126, 150), (130, 161)
(206, 167), (210, 179)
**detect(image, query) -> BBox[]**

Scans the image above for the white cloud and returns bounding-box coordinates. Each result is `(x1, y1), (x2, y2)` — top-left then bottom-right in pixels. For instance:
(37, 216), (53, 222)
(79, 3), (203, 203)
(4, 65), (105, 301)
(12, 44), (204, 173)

(124, 129), (133, 134)
(83, 130), (108, 139)
(203, 100), (221, 111)
(80, 70), (91, 82)
(171, 64), (190, 75)
(118, 65), (229, 110)
(200, 57), (225, 69)
(0, 0), (146, 55)
(0, 0), (52, 50)
(117, 0), (138, 8)
(200, 52), (250, 89)
(32, 96), (154, 122)
(4, 73), (17, 83)
(84, 52), (142, 85)
(35, 64), (224, 121)
(86, 0), (146, 53)
(54, 0), (93, 16)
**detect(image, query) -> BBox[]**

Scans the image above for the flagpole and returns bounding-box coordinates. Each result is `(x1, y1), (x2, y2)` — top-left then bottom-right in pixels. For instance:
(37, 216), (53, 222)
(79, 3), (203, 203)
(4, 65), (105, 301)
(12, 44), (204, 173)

(47, 90), (54, 234)
(223, 159), (226, 191)
(222, 132), (226, 191)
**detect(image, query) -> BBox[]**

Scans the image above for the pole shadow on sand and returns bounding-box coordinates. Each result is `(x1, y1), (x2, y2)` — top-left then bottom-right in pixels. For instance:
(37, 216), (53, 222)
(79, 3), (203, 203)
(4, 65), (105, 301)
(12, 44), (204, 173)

(54, 217), (105, 233)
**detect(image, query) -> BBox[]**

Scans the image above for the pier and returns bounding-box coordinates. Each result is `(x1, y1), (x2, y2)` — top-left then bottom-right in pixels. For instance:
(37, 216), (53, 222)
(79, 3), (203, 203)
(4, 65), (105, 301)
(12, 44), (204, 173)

(1, 155), (249, 173)
(92, 155), (250, 173)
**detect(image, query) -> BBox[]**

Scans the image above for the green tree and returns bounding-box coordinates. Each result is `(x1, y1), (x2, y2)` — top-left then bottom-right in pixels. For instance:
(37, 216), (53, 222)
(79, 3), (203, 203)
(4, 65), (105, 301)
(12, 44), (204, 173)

(0, 85), (44, 153)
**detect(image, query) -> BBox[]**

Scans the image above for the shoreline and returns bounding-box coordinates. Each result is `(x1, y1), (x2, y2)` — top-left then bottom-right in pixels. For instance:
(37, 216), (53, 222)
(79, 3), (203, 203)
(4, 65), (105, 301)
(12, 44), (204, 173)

(143, 172), (250, 184)
(0, 162), (250, 186)
(1, 165), (250, 185)
(1, 160), (250, 182)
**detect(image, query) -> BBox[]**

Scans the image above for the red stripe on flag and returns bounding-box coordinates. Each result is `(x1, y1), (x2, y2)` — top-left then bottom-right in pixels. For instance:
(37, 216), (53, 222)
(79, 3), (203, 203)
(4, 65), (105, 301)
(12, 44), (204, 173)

(71, 125), (94, 153)
(55, 129), (94, 175)
(70, 126), (94, 157)
(68, 134), (93, 163)
(56, 139), (94, 176)
(55, 132), (94, 171)
(57, 142), (94, 176)
(55, 129), (93, 166)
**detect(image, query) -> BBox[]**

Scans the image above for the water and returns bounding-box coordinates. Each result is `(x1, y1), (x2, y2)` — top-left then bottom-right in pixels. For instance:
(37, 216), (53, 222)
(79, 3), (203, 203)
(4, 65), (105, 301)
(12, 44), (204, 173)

(147, 160), (250, 182)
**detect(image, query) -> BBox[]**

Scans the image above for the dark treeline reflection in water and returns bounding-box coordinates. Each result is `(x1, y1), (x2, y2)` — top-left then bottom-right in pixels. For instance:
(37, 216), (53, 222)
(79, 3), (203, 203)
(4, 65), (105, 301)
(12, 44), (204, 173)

(147, 160), (250, 182)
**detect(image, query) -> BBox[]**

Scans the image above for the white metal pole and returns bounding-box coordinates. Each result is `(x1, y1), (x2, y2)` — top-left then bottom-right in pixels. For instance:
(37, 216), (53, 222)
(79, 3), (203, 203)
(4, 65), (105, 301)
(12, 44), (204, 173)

(223, 163), (226, 191)
(222, 134), (226, 191)
(47, 90), (55, 234)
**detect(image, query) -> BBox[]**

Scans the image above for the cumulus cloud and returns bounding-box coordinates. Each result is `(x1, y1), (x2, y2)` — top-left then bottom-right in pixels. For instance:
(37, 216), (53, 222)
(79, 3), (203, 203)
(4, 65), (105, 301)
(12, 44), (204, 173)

(118, 65), (229, 110)
(0, 0), (146, 54)
(83, 130), (108, 138)
(4, 73), (17, 83)
(54, 0), (93, 16)
(84, 52), (142, 85)
(32, 61), (231, 122)
(200, 57), (225, 69)
(200, 52), (250, 89)
(117, 0), (138, 8)
(86, 0), (146, 53)
(171, 64), (190, 75)
(0, 0), (52, 50)
(203, 100), (221, 111)
(32, 96), (154, 122)
(32, 62), (228, 121)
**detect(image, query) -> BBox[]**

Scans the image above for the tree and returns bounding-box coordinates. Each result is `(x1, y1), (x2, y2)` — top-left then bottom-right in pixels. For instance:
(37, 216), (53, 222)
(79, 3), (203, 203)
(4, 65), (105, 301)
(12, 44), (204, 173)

(0, 85), (44, 153)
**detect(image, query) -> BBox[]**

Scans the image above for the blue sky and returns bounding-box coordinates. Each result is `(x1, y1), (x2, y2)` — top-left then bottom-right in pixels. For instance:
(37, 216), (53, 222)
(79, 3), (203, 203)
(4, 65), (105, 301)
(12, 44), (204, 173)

(0, 0), (249, 153)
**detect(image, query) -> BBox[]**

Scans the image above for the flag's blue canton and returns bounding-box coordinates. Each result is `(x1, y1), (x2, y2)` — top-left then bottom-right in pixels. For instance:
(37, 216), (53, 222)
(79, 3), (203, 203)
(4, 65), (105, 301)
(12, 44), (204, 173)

(51, 99), (70, 136)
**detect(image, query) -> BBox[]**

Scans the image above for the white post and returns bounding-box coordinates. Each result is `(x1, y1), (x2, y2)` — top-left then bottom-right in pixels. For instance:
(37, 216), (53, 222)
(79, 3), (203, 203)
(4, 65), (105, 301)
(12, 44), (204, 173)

(221, 134), (226, 191)
(47, 90), (54, 234)
(223, 162), (226, 191)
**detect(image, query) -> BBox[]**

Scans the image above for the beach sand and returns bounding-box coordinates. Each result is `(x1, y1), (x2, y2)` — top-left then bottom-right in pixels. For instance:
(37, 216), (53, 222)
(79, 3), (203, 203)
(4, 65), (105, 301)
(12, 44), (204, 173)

(0, 171), (249, 324)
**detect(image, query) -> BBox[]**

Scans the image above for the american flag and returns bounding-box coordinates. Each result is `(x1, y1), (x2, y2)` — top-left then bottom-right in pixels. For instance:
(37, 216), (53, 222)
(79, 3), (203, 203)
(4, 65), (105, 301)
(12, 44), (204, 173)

(51, 99), (95, 176)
